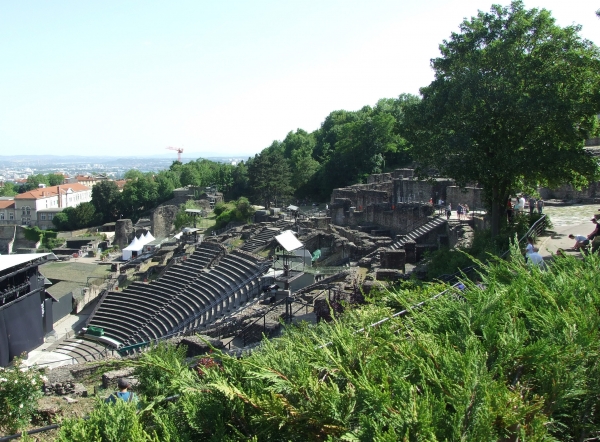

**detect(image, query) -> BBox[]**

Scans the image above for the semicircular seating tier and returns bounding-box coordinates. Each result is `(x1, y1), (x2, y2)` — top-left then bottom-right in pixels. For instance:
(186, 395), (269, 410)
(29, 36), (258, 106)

(86, 241), (268, 348)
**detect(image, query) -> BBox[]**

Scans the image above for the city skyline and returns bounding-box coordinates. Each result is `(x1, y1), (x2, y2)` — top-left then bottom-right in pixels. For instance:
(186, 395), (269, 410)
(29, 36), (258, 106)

(1, 0), (598, 158)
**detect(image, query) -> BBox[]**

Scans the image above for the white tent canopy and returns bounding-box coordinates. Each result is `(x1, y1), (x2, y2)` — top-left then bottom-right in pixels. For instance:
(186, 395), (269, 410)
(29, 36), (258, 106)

(122, 231), (156, 260)
(122, 235), (144, 261)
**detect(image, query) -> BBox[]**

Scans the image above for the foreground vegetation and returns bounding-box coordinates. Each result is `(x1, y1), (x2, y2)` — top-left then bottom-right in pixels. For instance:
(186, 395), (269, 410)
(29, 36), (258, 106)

(43, 249), (600, 440)
(425, 212), (548, 278)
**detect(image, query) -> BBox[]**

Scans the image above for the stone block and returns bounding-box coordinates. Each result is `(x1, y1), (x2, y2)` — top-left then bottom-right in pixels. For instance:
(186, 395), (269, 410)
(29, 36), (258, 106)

(177, 335), (225, 358)
(404, 241), (416, 263)
(102, 367), (135, 389)
(380, 250), (406, 273)
(376, 269), (402, 281)
(73, 383), (88, 397)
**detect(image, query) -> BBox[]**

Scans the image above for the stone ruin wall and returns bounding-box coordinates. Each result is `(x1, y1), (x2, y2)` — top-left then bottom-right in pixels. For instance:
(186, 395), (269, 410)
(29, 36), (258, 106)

(394, 178), (454, 204)
(445, 186), (485, 210)
(330, 184), (393, 209)
(331, 197), (434, 237)
(330, 169), (484, 233)
(114, 219), (134, 250)
(152, 205), (179, 238)
(539, 182), (600, 202)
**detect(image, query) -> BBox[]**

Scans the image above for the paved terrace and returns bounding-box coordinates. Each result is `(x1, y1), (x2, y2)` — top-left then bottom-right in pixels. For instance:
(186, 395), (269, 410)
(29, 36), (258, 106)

(534, 204), (599, 259)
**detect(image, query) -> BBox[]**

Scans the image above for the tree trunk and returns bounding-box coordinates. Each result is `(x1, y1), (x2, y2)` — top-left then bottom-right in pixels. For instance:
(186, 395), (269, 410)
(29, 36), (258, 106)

(491, 185), (500, 237)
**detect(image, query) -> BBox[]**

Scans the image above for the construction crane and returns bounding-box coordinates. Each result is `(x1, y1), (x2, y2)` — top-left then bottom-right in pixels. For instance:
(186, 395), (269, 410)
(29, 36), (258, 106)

(166, 146), (184, 162)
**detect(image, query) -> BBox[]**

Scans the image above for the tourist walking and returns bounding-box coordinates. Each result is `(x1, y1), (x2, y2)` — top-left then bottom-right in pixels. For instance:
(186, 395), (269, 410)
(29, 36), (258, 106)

(518, 194), (526, 213)
(525, 237), (535, 255)
(457, 204), (464, 221)
(506, 198), (514, 222)
(536, 198), (544, 214)
(446, 203), (452, 220)
(529, 196), (536, 215)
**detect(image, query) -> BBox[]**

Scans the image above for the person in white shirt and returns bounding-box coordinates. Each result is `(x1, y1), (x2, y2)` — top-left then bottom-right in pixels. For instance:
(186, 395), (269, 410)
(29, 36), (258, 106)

(527, 249), (545, 268)
(568, 234), (589, 250)
(518, 195), (526, 212)
(525, 237), (535, 254)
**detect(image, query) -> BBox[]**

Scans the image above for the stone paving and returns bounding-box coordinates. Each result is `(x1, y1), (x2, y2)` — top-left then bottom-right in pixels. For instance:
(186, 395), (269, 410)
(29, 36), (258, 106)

(535, 204), (599, 258)
(542, 204), (600, 227)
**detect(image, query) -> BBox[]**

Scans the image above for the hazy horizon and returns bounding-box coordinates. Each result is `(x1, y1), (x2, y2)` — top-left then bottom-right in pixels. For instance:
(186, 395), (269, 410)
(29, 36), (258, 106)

(1, 0), (598, 158)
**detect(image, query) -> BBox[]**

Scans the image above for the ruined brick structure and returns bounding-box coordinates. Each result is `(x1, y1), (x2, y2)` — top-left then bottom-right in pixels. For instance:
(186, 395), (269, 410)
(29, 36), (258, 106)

(114, 219), (134, 250)
(152, 205), (179, 239)
(539, 182), (600, 202)
(330, 169), (484, 236)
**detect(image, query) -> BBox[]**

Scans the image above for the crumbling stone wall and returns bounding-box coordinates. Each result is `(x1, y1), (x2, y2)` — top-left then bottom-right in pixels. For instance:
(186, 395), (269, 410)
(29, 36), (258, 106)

(114, 219), (134, 250)
(539, 182), (600, 202)
(367, 173), (393, 184)
(0, 225), (15, 254)
(446, 186), (484, 210)
(152, 205), (179, 238)
(330, 186), (392, 209)
(331, 200), (433, 237)
(394, 177), (454, 204)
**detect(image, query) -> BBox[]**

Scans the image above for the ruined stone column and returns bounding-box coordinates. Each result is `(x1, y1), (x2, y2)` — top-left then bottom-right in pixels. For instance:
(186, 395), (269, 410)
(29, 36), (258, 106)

(404, 240), (416, 263)
(380, 250), (406, 273)
(114, 219), (134, 250)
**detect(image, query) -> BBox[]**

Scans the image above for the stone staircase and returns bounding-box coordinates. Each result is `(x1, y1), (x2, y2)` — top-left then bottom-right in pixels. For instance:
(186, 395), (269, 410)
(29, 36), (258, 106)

(389, 216), (447, 250)
(47, 338), (117, 364)
(241, 227), (282, 253)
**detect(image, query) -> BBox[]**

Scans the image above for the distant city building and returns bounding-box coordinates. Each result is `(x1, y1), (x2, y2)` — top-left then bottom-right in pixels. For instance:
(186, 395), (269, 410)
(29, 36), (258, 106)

(67, 174), (109, 188)
(0, 199), (15, 223)
(0, 183), (94, 229)
(114, 179), (127, 192)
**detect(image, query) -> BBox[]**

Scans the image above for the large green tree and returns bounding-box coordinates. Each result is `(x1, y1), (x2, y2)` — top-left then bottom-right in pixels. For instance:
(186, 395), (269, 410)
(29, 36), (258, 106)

(405, 1), (600, 236)
(91, 180), (121, 223)
(247, 150), (292, 208)
(0, 182), (17, 197)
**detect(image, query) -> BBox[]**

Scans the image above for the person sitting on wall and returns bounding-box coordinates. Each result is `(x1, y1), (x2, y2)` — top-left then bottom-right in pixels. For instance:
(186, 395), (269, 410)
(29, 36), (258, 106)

(105, 378), (137, 404)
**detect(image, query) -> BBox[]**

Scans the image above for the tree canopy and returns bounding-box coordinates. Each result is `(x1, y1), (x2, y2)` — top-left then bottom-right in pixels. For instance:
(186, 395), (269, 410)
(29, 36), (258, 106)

(404, 1), (600, 235)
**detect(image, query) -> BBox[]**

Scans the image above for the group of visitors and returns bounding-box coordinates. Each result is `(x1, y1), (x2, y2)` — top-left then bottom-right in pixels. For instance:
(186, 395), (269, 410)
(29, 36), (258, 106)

(507, 194), (544, 222)
(442, 202), (469, 220)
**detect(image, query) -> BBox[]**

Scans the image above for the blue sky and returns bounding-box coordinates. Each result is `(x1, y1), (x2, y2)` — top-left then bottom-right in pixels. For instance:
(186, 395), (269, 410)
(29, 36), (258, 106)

(1, 0), (598, 159)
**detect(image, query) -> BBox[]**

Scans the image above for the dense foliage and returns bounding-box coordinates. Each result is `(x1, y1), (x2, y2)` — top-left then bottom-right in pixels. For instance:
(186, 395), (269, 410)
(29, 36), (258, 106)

(56, 400), (154, 442)
(51, 251), (600, 440)
(21, 173), (65, 192)
(404, 1), (600, 236)
(0, 361), (45, 434)
(246, 95), (417, 204)
(425, 212), (546, 278)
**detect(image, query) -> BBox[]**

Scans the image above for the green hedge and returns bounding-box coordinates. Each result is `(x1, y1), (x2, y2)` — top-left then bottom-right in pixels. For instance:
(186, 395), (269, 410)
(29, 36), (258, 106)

(52, 248), (600, 440)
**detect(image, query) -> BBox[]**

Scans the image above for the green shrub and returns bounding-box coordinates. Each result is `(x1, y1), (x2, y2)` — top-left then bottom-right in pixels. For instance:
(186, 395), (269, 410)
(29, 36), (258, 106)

(0, 360), (45, 434)
(56, 399), (154, 442)
(22, 227), (43, 242)
(53, 249), (600, 440)
(162, 252), (600, 440)
(214, 211), (231, 229)
(134, 342), (189, 401)
(212, 202), (228, 216)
